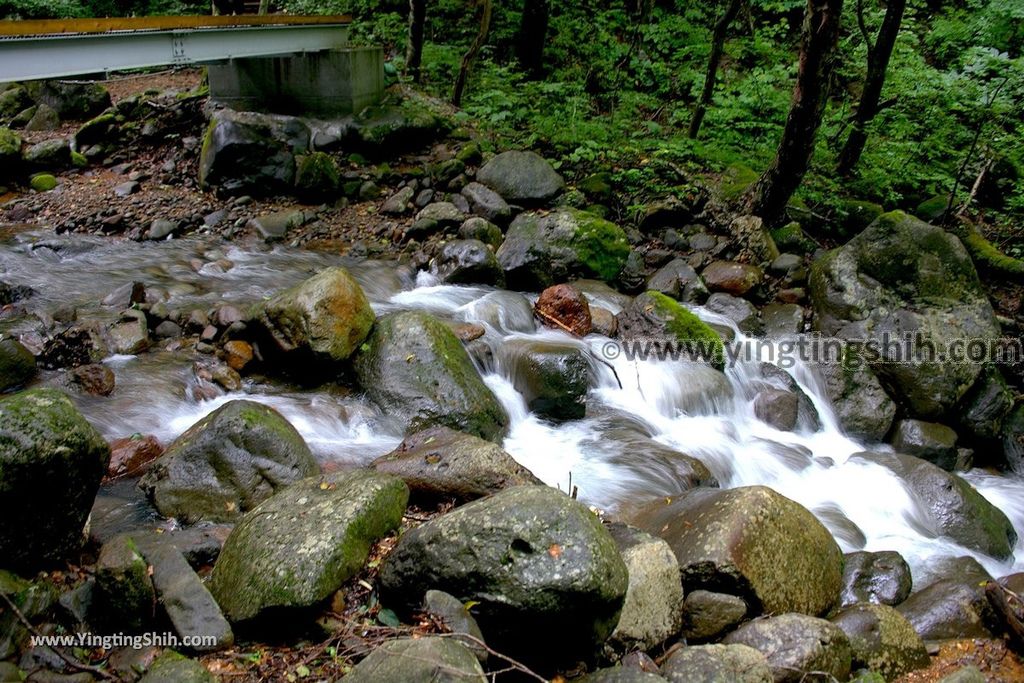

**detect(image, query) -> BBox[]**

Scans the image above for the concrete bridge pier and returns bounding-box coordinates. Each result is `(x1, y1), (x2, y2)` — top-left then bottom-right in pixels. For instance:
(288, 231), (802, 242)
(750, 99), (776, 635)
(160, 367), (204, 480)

(206, 46), (384, 116)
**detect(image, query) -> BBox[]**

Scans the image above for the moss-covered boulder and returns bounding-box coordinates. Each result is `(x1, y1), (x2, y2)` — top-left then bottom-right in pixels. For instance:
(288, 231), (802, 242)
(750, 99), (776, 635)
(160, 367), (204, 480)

(198, 108), (311, 195)
(349, 95), (450, 155)
(0, 338), (36, 392)
(723, 613), (852, 683)
(23, 138), (70, 170)
(140, 400), (319, 523)
(73, 112), (117, 149)
(495, 208), (630, 289)
(94, 534), (156, 632)
(344, 637), (485, 683)
(615, 291), (725, 369)
(477, 150), (565, 204)
(804, 339), (897, 441)
(840, 199), (884, 234)
(210, 469), (407, 622)
(496, 338), (591, 421)
(294, 151), (340, 200)
(379, 485), (628, 665)
(630, 486), (843, 617)
(831, 604), (930, 680)
(371, 425), (542, 503)
(810, 211), (1000, 420)
(249, 266), (374, 372)
(29, 173), (56, 192)
(28, 79), (110, 120)
(0, 388), (110, 568)
(138, 651), (216, 683)
(354, 311), (508, 440)
(851, 451), (1016, 560)
(0, 127), (21, 177)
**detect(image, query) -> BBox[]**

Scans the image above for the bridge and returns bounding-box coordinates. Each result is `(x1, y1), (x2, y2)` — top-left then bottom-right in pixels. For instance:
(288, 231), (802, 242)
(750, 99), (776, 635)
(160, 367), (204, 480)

(0, 15), (384, 115)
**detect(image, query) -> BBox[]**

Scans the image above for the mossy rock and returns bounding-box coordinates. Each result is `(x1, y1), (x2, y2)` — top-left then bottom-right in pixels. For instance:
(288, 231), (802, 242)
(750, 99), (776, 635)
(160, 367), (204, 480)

(915, 194), (950, 223)
(210, 469), (408, 622)
(769, 221), (814, 254)
(615, 291), (725, 369)
(73, 113), (117, 148)
(839, 199), (884, 234)
(718, 163), (759, 201)
(294, 151), (340, 200)
(579, 171), (614, 200)
(958, 227), (1024, 279)
(1, 569), (59, 660)
(0, 337), (37, 391)
(29, 173), (57, 192)
(831, 603), (930, 680)
(94, 534), (156, 632)
(0, 127), (21, 174)
(139, 651), (216, 683)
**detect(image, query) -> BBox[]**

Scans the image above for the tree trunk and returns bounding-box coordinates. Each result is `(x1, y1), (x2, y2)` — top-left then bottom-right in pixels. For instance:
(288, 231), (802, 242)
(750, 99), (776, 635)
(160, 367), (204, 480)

(517, 0), (550, 79)
(689, 0), (744, 139)
(742, 0), (844, 224)
(836, 0), (906, 175)
(405, 0), (426, 83)
(452, 0), (493, 107)
(257, 0), (270, 15)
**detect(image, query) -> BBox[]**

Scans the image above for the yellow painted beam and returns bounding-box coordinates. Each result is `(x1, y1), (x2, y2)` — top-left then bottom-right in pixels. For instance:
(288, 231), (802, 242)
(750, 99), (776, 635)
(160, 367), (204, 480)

(0, 14), (351, 37)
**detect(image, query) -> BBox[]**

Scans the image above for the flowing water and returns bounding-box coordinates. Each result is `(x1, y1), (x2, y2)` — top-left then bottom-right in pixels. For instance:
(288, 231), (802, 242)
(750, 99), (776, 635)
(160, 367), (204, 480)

(2, 227), (1023, 585)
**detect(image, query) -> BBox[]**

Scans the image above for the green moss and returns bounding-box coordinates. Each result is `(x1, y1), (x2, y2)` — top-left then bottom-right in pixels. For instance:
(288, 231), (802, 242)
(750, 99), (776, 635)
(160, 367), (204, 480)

(960, 228), (1024, 278)
(74, 113), (116, 148)
(294, 151), (340, 200)
(568, 208), (630, 282)
(456, 141), (483, 165)
(647, 291), (725, 369)
(770, 221), (814, 254)
(915, 194), (950, 223)
(718, 163), (758, 201)
(0, 126), (20, 158)
(29, 173), (56, 192)
(840, 199), (884, 233)
(70, 151), (87, 168)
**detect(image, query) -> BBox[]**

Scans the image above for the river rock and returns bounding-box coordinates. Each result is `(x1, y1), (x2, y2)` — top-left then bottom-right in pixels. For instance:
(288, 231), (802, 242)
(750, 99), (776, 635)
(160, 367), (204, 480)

(762, 303), (804, 338)
(605, 524), (684, 656)
(433, 239), (503, 286)
(661, 644), (772, 683)
(831, 603), (929, 680)
(535, 283), (592, 336)
(496, 208), (630, 289)
(140, 400), (319, 524)
(379, 485), (628, 663)
(344, 637), (485, 683)
(809, 211), (1001, 420)
(584, 669), (667, 683)
(701, 261), (762, 296)
(958, 368), (1013, 441)
(0, 388), (110, 568)
(851, 451), (1016, 560)
(616, 292), (725, 369)
(148, 218), (178, 240)
(462, 181), (511, 224)
(0, 338), (37, 392)
(210, 469), (407, 622)
(839, 550), (913, 608)
(370, 425), (542, 503)
(199, 108), (311, 195)
(107, 309), (149, 355)
(892, 419), (959, 471)
(422, 590), (488, 662)
(0, 570), (57, 661)
(724, 614), (851, 683)
(705, 292), (762, 335)
(381, 185), (415, 215)
(354, 311), (508, 440)
(138, 651), (216, 683)
(753, 389), (799, 431)
(592, 306), (618, 336)
(477, 150), (564, 204)
(247, 209), (307, 241)
(249, 266), (374, 369)
(810, 343), (896, 441)
(459, 216), (503, 249)
(497, 338), (590, 421)
(94, 534), (156, 632)
(896, 576), (996, 641)
(0, 127), (21, 176)
(647, 258), (709, 305)
(682, 590), (748, 642)
(464, 290), (536, 333)
(23, 138), (70, 169)
(30, 80), (110, 119)
(107, 434), (162, 479)
(24, 103), (59, 132)
(630, 486), (843, 617)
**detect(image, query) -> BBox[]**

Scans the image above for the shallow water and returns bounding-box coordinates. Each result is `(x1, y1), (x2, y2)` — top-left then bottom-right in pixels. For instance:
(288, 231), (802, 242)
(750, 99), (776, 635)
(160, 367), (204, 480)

(2, 227), (1022, 584)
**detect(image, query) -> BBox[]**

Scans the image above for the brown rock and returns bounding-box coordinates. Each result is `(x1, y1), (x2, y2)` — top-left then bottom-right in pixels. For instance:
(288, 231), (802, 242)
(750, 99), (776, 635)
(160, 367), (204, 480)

(223, 340), (253, 372)
(449, 322), (486, 343)
(590, 306), (618, 337)
(70, 363), (115, 396)
(107, 434), (163, 479)
(701, 260), (763, 296)
(534, 284), (592, 336)
(777, 287), (807, 304)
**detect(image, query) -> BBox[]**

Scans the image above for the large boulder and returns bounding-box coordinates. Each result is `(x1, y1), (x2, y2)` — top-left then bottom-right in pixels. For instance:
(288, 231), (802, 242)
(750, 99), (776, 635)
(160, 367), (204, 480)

(354, 311), (508, 441)
(831, 603), (930, 680)
(661, 644), (773, 683)
(140, 400), (319, 524)
(199, 108), (311, 195)
(809, 211), (1001, 419)
(896, 576), (996, 641)
(0, 338), (36, 392)
(851, 451), (1016, 560)
(344, 637), (485, 683)
(616, 292), (726, 369)
(496, 208), (630, 289)
(248, 267), (374, 369)
(433, 239), (503, 286)
(808, 341), (896, 442)
(210, 469), (407, 622)
(0, 127), (20, 178)
(476, 150), (564, 204)
(723, 613), (852, 683)
(0, 389), (109, 568)
(370, 426), (542, 503)
(29, 80), (110, 120)
(891, 419), (958, 471)
(496, 338), (591, 421)
(839, 550), (913, 608)
(629, 486), (843, 617)
(379, 485), (628, 663)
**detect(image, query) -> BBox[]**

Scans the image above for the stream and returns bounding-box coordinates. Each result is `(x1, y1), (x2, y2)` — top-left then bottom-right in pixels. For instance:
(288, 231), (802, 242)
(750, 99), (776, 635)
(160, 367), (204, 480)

(2, 227), (1023, 586)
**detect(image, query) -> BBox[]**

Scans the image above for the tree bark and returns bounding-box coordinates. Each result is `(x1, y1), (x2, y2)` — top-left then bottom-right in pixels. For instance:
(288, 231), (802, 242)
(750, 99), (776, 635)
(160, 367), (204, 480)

(452, 0), (493, 107)
(405, 0), (426, 83)
(742, 0), (844, 224)
(257, 0), (270, 15)
(689, 0), (744, 139)
(836, 0), (906, 175)
(517, 0), (549, 79)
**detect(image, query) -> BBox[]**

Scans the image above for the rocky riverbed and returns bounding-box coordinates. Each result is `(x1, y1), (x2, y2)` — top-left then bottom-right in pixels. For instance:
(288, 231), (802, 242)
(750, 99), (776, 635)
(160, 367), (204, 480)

(1, 73), (1023, 682)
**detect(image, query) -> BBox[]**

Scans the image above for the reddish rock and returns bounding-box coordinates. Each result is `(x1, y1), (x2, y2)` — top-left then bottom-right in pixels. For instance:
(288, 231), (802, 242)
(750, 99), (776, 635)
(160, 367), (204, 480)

(590, 306), (618, 337)
(701, 260), (763, 296)
(70, 363), (115, 396)
(223, 340), (253, 372)
(778, 287), (807, 304)
(107, 434), (163, 479)
(535, 284), (592, 337)
(449, 322), (486, 343)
